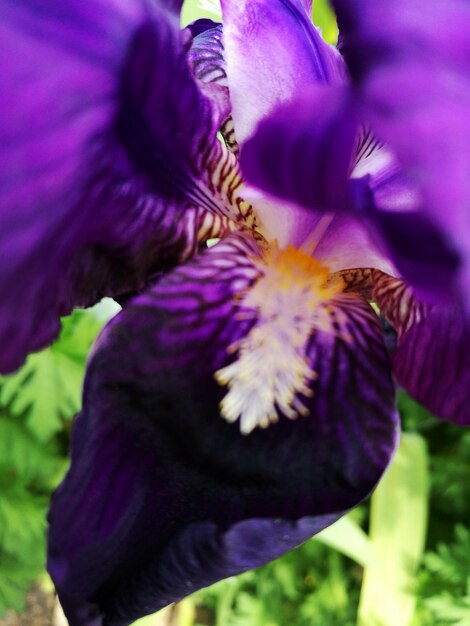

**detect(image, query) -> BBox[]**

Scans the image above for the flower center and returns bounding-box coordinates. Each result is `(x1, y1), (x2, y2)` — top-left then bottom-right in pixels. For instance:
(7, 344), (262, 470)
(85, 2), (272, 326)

(214, 242), (345, 434)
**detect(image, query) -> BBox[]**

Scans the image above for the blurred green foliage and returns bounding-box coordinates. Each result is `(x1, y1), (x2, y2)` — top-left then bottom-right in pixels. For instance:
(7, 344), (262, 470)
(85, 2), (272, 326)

(0, 311), (103, 614)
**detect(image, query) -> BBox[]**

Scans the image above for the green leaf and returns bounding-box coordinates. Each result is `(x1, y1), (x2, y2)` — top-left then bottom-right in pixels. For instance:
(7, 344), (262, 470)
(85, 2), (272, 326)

(315, 514), (373, 567)
(358, 433), (429, 626)
(312, 0), (338, 45)
(0, 418), (64, 487)
(0, 310), (103, 441)
(181, 0), (221, 26)
(0, 486), (47, 556)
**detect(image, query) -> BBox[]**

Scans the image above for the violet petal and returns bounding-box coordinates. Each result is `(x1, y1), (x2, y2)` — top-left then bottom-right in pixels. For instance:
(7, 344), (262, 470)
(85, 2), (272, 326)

(48, 235), (398, 625)
(220, 0), (346, 143)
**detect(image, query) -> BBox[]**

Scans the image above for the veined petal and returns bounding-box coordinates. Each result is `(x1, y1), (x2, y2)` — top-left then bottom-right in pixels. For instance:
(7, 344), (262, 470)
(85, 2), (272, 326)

(187, 22), (233, 132)
(372, 271), (426, 338)
(372, 271), (469, 426)
(188, 23), (226, 88)
(220, 0), (346, 143)
(0, 0), (252, 373)
(185, 18), (219, 38)
(391, 308), (470, 427)
(48, 235), (398, 626)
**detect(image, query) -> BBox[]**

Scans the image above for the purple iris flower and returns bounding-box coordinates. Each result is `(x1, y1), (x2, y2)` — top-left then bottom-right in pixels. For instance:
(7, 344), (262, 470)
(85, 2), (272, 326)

(1, 0), (469, 624)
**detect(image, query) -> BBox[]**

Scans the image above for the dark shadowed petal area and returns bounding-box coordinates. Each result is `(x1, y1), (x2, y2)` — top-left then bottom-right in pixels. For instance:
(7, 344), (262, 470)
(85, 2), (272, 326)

(241, 86), (357, 212)
(352, 144), (461, 303)
(185, 18), (219, 39)
(0, 0), (250, 373)
(332, 0), (470, 304)
(220, 0), (346, 143)
(361, 199), (462, 304)
(372, 271), (470, 426)
(391, 308), (470, 427)
(48, 235), (398, 626)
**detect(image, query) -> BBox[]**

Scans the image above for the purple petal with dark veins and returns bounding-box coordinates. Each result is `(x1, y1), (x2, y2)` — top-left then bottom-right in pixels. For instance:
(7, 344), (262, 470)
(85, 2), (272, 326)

(0, 0), (247, 373)
(220, 0), (346, 143)
(48, 235), (398, 626)
(187, 22), (232, 128)
(391, 307), (470, 427)
(372, 271), (470, 426)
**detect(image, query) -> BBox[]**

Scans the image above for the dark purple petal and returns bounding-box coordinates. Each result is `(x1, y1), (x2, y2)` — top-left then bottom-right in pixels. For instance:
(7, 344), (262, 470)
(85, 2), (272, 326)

(361, 196), (462, 304)
(48, 235), (398, 625)
(352, 145), (462, 303)
(241, 86), (358, 212)
(185, 18), (221, 40)
(220, 0), (346, 143)
(187, 25), (240, 154)
(372, 271), (469, 426)
(332, 0), (470, 305)
(391, 307), (470, 427)
(0, 1), (251, 373)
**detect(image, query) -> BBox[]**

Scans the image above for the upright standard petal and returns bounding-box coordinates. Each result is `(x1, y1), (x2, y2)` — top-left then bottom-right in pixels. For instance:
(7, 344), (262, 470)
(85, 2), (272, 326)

(220, 0), (346, 142)
(0, 0), (249, 373)
(48, 235), (398, 626)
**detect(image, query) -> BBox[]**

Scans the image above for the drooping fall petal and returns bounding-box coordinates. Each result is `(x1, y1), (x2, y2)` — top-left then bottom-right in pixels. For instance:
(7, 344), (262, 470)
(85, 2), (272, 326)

(48, 235), (398, 626)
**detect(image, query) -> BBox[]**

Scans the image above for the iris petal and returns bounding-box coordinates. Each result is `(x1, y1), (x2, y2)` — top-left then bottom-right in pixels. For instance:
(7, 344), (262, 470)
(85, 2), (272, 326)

(332, 0), (470, 305)
(188, 23), (227, 89)
(241, 86), (358, 212)
(0, 0), (251, 373)
(48, 235), (398, 626)
(220, 0), (346, 143)
(372, 271), (470, 426)
(187, 23), (233, 132)
(391, 308), (470, 427)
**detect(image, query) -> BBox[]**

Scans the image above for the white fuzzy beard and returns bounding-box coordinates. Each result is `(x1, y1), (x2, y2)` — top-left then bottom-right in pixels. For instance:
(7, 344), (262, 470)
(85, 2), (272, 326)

(214, 244), (344, 434)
